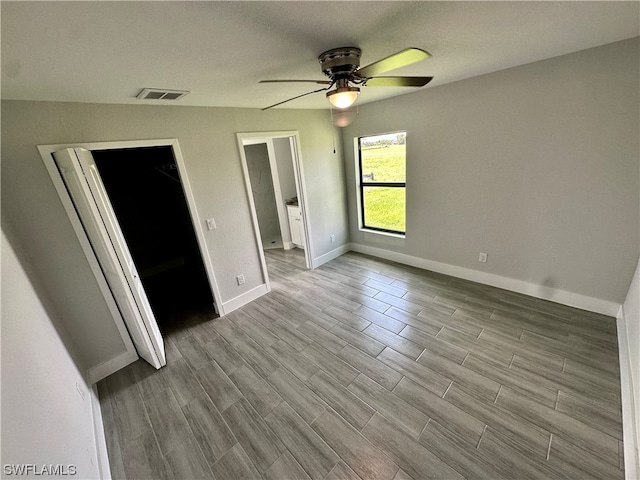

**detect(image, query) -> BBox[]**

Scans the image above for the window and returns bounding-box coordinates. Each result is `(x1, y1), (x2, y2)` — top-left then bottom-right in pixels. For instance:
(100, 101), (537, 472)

(358, 132), (406, 235)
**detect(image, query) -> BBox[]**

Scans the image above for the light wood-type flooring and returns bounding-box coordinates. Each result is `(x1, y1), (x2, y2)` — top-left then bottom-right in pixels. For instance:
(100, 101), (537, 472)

(98, 249), (624, 479)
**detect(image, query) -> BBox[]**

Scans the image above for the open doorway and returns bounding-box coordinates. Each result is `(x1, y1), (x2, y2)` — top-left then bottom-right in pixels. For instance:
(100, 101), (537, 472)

(92, 146), (216, 338)
(238, 132), (312, 285)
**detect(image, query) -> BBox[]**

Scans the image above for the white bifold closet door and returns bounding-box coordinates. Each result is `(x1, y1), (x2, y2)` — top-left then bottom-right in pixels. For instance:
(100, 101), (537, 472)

(53, 148), (166, 369)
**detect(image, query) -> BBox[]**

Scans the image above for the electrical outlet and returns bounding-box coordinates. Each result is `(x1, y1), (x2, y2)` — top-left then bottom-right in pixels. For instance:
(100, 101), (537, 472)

(330, 234), (335, 244)
(479, 252), (488, 263)
(236, 274), (245, 286)
(206, 218), (216, 230)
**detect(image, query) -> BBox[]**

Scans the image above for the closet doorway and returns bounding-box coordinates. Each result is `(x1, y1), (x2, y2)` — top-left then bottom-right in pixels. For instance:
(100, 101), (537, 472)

(39, 139), (222, 375)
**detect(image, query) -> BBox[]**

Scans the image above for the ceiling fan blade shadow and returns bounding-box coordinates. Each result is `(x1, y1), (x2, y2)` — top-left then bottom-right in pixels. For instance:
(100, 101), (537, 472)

(355, 48), (431, 79)
(365, 76), (433, 87)
(261, 86), (331, 110)
(259, 80), (332, 85)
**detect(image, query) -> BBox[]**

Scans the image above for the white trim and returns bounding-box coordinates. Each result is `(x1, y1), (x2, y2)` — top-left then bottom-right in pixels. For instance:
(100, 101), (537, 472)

(312, 243), (351, 269)
(617, 305), (640, 480)
(221, 284), (269, 314)
(87, 350), (138, 385)
(349, 242), (621, 316)
(90, 383), (112, 480)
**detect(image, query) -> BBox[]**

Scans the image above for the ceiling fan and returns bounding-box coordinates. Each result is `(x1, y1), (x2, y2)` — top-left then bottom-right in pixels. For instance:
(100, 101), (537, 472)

(260, 47), (433, 110)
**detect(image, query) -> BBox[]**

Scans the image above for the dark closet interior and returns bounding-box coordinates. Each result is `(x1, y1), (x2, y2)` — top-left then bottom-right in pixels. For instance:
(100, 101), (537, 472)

(93, 146), (214, 326)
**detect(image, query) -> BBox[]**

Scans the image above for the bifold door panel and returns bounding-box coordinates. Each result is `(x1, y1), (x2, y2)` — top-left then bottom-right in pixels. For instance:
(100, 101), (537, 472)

(53, 148), (166, 369)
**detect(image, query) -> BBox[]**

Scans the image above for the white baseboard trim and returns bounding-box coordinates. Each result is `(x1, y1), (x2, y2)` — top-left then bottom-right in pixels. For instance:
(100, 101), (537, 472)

(349, 243), (620, 316)
(312, 244), (352, 269)
(87, 349), (138, 385)
(221, 284), (269, 315)
(617, 306), (640, 480)
(90, 383), (112, 480)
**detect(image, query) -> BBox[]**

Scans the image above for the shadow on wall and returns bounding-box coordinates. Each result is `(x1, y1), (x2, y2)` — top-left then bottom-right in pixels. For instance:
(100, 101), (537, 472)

(539, 276), (560, 299)
(1, 215), (87, 373)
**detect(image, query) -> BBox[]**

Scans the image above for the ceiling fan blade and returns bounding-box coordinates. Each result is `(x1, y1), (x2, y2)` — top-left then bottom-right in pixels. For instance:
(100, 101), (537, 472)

(261, 86), (330, 110)
(355, 48), (431, 79)
(365, 76), (433, 87)
(260, 80), (332, 85)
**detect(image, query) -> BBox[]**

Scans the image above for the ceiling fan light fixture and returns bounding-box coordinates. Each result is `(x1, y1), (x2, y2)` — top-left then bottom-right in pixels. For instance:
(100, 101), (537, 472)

(327, 86), (360, 109)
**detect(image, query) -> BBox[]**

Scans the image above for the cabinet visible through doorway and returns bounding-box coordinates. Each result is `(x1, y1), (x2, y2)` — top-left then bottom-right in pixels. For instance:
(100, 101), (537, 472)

(287, 205), (305, 249)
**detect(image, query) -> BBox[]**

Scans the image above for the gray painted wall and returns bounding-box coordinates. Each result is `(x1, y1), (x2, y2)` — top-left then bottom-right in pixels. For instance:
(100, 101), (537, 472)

(273, 137), (298, 203)
(342, 38), (639, 303)
(1, 221), (100, 478)
(1, 101), (348, 371)
(245, 143), (282, 245)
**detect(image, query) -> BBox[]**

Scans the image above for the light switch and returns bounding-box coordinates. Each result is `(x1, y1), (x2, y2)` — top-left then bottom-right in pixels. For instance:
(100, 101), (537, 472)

(206, 218), (216, 230)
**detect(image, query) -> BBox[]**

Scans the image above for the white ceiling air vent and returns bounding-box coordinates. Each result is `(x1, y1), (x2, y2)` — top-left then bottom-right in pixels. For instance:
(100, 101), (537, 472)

(136, 88), (190, 100)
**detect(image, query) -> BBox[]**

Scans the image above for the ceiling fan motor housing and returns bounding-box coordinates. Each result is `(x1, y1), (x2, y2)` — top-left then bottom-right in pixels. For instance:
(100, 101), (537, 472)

(319, 47), (362, 79)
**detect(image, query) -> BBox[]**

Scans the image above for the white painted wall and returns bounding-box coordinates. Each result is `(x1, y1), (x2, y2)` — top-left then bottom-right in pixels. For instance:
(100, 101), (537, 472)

(1, 221), (102, 479)
(342, 38), (639, 306)
(619, 257), (640, 479)
(1, 101), (348, 373)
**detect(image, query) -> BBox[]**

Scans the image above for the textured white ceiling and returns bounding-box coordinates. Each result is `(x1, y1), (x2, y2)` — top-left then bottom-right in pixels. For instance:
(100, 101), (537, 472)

(2, 1), (638, 109)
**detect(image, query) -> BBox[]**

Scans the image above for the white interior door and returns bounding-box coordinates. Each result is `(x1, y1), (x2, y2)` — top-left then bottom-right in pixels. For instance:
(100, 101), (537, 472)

(53, 148), (166, 368)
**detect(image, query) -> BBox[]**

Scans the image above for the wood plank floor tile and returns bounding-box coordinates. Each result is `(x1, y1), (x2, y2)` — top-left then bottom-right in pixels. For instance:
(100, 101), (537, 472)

(107, 366), (153, 445)
(266, 367), (327, 424)
(229, 365), (282, 417)
(269, 339), (320, 381)
(362, 413), (464, 480)
(338, 344), (402, 390)
(555, 390), (623, 440)
(443, 383), (551, 457)
(121, 430), (170, 480)
(326, 461), (364, 480)
(400, 325), (467, 364)
(297, 320), (347, 354)
(306, 370), (375, 430)
(393, 377), (485, 445)
(374, 291), (423, 315)
(311, 409), (399, 480)
(462, 352), (558, 407)
(388, 307), (443, 336)
(362, 324), (423, 360)
(210, 443), (261, 480)
(418, 420), (508, 480)
(548, 434), (624, 480)
(263, 451), (312, 480)
(212, 317), (281, 378)
(181, 394), (237, 465)
(302, 343), (360, 387)
(222, 398), (286, 472)
(495, 386), (619, 466)
(194, 361), (242, 413)
(100, 250), (624, 480)
(264, 402), (339, 480)
(353, 305), (406, 334)
(163, 436), (213, 479)
(475, 426), (561, 480)
(330, 323), (386, 357)
(142, 388), (191, 455)
(348, 374), (429, 439)
(325, 305), (371, 331)
(377, 347), (451, 397)
(203, 337), (246, 375)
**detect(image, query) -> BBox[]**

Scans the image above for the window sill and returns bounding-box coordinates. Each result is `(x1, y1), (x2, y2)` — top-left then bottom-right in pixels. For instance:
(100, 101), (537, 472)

(360, 228), (406, 240)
